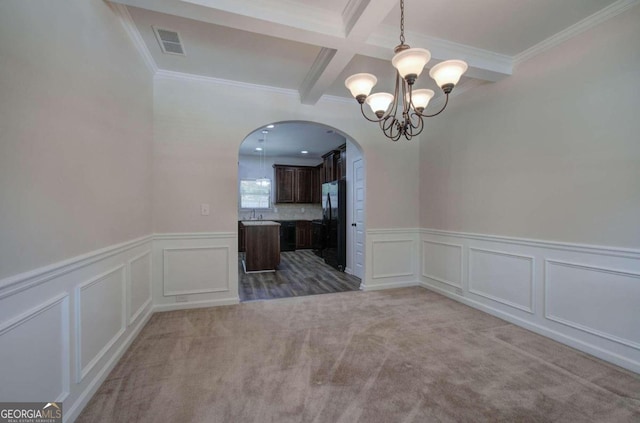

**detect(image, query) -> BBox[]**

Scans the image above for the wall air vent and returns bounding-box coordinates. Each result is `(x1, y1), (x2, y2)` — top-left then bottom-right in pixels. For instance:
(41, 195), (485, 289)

(152, 26), (185, 56)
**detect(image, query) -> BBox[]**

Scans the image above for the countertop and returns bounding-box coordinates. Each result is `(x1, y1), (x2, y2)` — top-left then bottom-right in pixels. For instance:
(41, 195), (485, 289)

(241, 220), (281, 226)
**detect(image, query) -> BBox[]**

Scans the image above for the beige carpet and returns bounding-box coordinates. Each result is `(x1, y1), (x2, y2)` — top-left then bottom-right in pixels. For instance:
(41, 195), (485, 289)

(77, 287), (640, 422)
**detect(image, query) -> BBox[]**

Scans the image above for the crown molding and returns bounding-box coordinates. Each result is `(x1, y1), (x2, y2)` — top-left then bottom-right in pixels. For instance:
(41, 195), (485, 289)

(154, 69), (301, 99)
(342, 0), (369, 36)
(513, 0), (640, 66)
(299, 47), (338, 103)
(109, 2), (158, 75)
(319, 94), (354, 105)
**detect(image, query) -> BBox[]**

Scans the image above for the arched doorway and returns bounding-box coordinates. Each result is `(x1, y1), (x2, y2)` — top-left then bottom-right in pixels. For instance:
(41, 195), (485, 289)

(237, 121), (366, 301)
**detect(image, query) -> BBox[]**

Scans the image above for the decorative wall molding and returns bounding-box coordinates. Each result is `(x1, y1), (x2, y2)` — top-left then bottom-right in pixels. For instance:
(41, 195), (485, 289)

(468, 247), (535, 314)
(75, 265), (127, 383)
(544, 259), (640, 350)
(0, 294), (70, 402)
(0, 235), (152, 301)
(109, 2), (158, 74)
(513, 0), (640, 65)
(162, 246), (230, 296)
(127, 249), (152, 326)
(155, 69), (302, 99)
(371, 239), (415, 279)
(420, 227), (640, 373)
(421, 240), (463, 290)
(65, 306), (153, 423)
(154, 232), (237, 240)
(420, 228), (640, 259)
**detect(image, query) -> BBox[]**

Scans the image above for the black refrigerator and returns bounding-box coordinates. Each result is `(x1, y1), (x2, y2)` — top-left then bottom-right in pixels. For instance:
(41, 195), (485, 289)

(322, 180), (346, 271)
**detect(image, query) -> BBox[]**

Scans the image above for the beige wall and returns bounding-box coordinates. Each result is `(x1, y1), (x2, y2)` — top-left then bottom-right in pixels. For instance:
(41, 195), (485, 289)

(153, 75), (420, 233)
(419, 5), (640, 248)
(0, 0), (154, 279)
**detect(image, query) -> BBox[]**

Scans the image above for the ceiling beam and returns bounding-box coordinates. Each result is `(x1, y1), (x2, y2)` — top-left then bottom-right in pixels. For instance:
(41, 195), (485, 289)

(109, 0), (512, 103)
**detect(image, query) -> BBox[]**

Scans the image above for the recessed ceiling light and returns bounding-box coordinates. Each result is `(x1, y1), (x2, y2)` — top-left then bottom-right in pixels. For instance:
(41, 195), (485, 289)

(266, 124), (275, 129)
(255, 147), (263, 151)
(262, 130), (268, 134)
(301, 150), (308, 154)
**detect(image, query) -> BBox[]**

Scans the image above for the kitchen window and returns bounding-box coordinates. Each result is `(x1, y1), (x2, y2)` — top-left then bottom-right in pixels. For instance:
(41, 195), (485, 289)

(240, 179), (271, 209)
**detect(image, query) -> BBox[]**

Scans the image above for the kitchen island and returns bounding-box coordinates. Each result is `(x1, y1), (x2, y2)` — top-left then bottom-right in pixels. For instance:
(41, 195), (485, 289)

(241, 221), (281, 272)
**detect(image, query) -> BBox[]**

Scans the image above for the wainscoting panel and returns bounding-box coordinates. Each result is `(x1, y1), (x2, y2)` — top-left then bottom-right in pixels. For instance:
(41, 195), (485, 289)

(364, 229), (419, 290)
(468, 248), (534, 313)
(163, 246), (229, 296)
(0, 235), (154, 423)
(76, 266), (126, 383)
(153, 233), (239, 311)
(419, 228), (640, 373)
(0, 294), (69, 402)
(545, 260), (640, 349)
(421, 240), (463, 290)
(128, 250), (152, 325)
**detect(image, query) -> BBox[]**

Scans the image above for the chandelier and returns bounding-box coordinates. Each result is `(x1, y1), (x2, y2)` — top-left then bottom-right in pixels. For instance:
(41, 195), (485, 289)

(344, 0), (468, 141)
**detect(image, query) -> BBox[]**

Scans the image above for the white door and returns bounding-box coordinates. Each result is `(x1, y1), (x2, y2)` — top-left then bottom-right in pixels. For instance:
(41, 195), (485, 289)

(352, 158), (365, 281)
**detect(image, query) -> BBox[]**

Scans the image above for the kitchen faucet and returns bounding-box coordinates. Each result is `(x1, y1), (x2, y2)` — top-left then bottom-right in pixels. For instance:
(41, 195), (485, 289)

(251, 209), (256, 219)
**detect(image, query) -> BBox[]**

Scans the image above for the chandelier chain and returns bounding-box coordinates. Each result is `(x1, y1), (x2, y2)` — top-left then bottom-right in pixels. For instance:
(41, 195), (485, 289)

(399, 0), (405, 45)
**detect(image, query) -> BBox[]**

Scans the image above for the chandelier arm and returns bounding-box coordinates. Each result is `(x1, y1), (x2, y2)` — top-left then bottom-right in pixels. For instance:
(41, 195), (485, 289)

(381, 116), (402, 141)
(416, 93), (450, 118)
(408, 112), (425, 138)
(359, 102), (385, 123)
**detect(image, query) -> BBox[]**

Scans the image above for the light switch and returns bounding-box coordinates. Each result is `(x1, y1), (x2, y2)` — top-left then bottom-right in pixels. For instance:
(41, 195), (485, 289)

(201, 203), (210, 216)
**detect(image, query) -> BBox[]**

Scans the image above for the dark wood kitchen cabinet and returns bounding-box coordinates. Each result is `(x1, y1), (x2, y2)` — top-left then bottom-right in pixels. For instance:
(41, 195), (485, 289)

(312, 164), (322, 204)
(274, 165), (319, 204)
(238, 221), (245, 252)
(295, 167), (313, 203)
(274, 166), (296, 203)
(296, 220), (313, 249)
(242, 221), (281, 272)
(321, 144), (346, 182)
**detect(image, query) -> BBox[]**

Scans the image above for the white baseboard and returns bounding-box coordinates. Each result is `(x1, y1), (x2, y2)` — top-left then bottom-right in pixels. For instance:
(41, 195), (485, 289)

(153, 297), (239, 312)
(361, 280), (419, 291)
(418, 280), (640, 373)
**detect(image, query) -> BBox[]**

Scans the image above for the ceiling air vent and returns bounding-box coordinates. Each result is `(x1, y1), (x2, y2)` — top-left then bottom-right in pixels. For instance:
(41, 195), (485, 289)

(152, 26), (185, 56)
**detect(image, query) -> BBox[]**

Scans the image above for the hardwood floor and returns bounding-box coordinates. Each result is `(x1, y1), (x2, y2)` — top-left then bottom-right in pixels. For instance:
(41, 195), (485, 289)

(239, 249), (361, 301)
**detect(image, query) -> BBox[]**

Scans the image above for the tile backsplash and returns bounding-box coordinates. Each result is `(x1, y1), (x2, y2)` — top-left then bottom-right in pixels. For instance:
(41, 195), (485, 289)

(239, 203), (323, 221)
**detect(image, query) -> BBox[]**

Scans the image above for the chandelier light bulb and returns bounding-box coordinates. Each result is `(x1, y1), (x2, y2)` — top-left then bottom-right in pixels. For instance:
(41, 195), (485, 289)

(345, 73), (378, 102)
(429, 60), (468, 92)
(365, 92), (394, 116)
(392, 48), (431, 84)
(407, 89), (435, 112)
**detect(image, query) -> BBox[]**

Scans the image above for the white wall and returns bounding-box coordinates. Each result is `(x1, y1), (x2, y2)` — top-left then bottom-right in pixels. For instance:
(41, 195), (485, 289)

(418, 5), (640, 373)
(152, 74), (421, 234)
(419, 4), (640, 249)
(0, 0), (154, 280)
(0, 0), (154, 420)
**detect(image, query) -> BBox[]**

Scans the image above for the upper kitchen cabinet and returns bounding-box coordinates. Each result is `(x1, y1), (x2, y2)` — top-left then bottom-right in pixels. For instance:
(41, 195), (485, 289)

(321, 144), (346, 183)
(274, 165), (320, 204)
(274, 166), (296, 203)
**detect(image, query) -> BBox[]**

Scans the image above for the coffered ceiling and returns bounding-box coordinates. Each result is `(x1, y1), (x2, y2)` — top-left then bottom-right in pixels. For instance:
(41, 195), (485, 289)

(108, 0), (632, 156)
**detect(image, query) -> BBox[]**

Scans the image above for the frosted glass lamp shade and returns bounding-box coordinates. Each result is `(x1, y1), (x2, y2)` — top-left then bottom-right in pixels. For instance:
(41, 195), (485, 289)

(345, 73), (378, 98)
(392, 48), (431, 81)
(366, 92), (394, 114)
(429, 60), (468, 88)
(407, 89), (435, 111)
